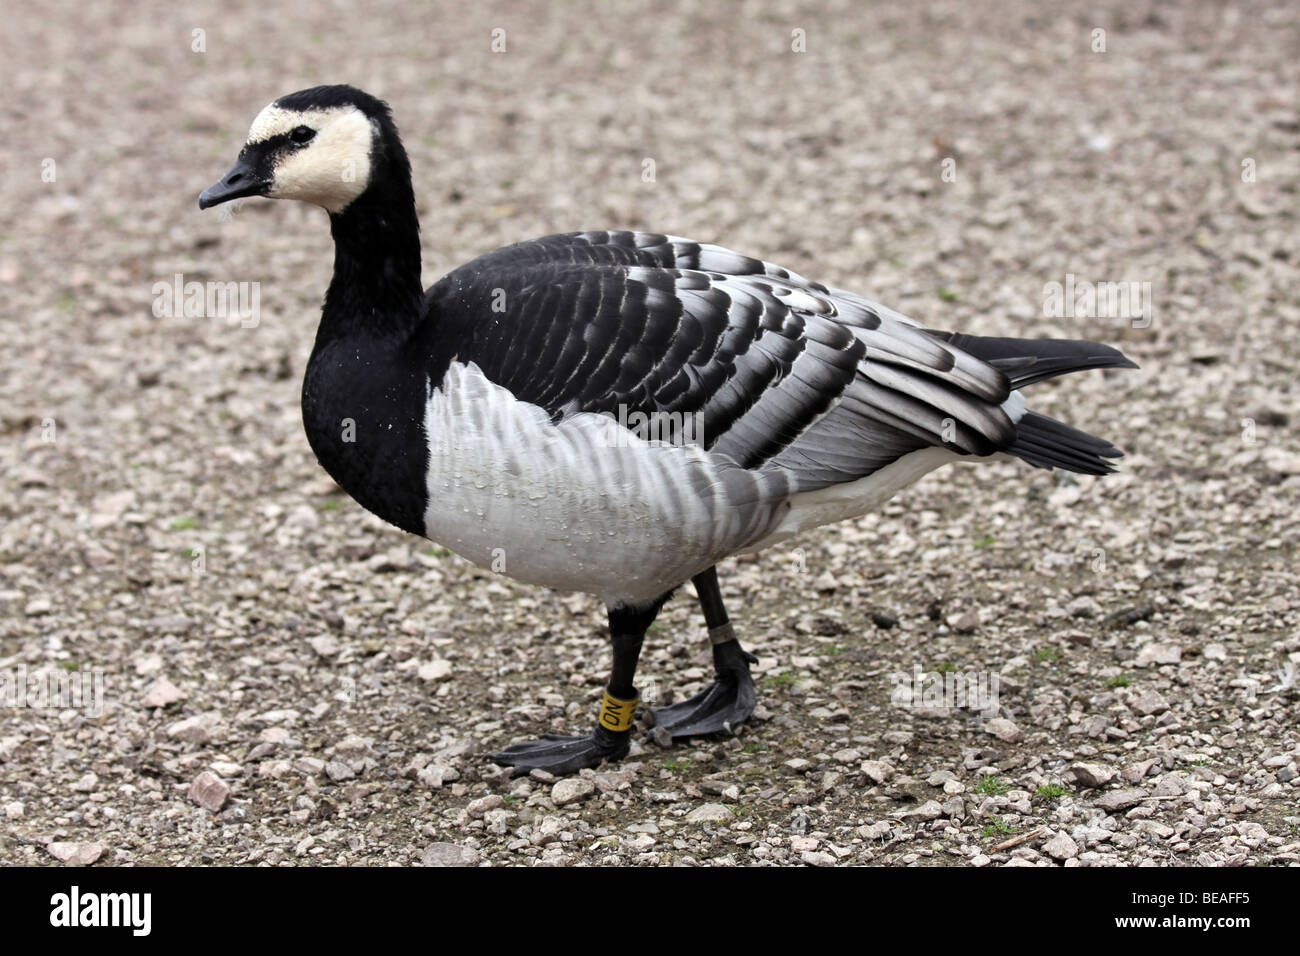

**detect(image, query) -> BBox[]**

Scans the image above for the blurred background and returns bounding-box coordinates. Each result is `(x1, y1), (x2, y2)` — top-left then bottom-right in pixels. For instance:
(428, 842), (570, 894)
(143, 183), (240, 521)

(0, 1), (1297, 867)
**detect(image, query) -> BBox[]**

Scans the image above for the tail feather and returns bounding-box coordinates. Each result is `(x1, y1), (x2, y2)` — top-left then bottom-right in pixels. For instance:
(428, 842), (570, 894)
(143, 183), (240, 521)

(930, 333), (1139, 388)
(1007, 410), (1125, 475)
(925, 331), (1138, 475)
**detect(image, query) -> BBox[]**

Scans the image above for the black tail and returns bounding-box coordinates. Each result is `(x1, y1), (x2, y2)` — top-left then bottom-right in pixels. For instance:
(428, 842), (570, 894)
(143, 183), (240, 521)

(932, 333), (1138, 388)
(928, 333), (1138, 475)
(1007, 410), (1124, 475)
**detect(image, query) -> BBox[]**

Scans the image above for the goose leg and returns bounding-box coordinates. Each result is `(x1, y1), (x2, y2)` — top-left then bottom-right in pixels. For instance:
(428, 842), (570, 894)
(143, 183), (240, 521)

(651, 566), (757, 739)
(489, 599), (664, 776)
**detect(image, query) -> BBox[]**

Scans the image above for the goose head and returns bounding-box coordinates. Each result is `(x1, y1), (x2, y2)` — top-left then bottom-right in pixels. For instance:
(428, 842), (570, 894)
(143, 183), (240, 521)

(199, 85), (403, 214)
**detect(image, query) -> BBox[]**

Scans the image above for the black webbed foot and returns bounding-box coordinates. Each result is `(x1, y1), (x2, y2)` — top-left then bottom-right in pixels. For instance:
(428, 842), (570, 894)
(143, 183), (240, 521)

(490, 690), (639, 776)
(489, 724), (632, 777)
(651, 639), (757, 739)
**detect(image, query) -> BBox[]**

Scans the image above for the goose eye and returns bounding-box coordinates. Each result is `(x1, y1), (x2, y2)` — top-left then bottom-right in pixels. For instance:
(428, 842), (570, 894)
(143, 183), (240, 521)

(290, 126), (316, 145)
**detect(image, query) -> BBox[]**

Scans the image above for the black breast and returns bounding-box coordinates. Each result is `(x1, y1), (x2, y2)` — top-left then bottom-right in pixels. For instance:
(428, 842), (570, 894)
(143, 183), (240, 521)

(300, 335), (430, 537)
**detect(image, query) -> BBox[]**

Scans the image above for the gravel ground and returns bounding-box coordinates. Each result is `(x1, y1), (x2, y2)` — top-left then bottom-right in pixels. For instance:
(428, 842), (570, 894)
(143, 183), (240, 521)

(2, 0), (1298, 867)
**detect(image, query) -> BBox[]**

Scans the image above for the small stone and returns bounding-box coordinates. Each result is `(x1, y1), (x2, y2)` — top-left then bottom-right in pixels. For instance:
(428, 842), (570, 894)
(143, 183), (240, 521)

(550, 777), (596, 806)
(685, 803), (734, 823)
(257, 709), (300, 723)
(142, 677), (184, 708)
(1122, 759), (1157, 784)
(134, 654), (164, 676)
(1095, 789), (1147, 812)
(418, 763), (457, 788)
(593, 769), (634, 792)
(367, 547), (411, 572)
(334, 735), (373, 758)
(1136, 643), (1182, 666)
(1070, 763), (1117, 788)
(1130, 690), (1169, 716)
(900, 800), (944, 822)
(858, 821), (891, 840)
(859, 760), (894, 784)
(4, 801), (22, 819)
(72, 772), (98, 792)
(1044, 832), (1079, 860)
(1066, 596), (1102, 618)
(188, 771), (230, 812)
(166, 716), (212, 745)
(418, 659), (453, 682)
(533, 816), (564, 845)
(147, 614), (194, 634)
(422, 842), (479, 867)
(985, 717), (1024, 743)
(1263, 448), (1300, 475)
(948, 611), (978, 634)
(284, 504), (319, 531)
(47, 842), (104, 865)
(467, 795), (504, 817)
(24, 598), (52, 616)
(813, 571), (838, 592)
(1136, 820), (1176, 838)
(1202, 643), (1227, 661)
(15, 466), (48, 488)
(832, 748), (861, 764)
(801, 850), (837, 866)
(784, 758), (812, 773)
(324, 759), (355, 781)
(1154, 775), (1189, 798)
(308, 635), (340, 657)
(90, 490), (135, 528)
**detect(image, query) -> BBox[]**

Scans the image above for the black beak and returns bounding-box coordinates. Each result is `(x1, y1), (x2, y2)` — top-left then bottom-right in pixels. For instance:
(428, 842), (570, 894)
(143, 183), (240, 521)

(198, 156), (268, 209)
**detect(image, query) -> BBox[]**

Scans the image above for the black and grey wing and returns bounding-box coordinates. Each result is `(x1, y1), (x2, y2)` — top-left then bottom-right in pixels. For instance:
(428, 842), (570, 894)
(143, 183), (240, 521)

(423, 231), (1045, 492)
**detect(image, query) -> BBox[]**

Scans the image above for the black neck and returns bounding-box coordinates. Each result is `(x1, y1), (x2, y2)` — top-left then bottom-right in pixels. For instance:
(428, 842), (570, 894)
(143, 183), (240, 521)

(319, 151), (423, 344)
(300, 135), (432, 537)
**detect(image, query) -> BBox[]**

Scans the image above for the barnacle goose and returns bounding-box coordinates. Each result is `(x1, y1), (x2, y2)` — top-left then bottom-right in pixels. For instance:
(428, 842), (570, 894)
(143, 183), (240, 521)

(200, 86), (1137, 775)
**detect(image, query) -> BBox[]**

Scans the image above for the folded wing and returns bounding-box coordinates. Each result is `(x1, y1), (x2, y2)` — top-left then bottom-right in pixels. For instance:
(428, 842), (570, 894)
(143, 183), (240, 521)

(424, 230), (1040, 492)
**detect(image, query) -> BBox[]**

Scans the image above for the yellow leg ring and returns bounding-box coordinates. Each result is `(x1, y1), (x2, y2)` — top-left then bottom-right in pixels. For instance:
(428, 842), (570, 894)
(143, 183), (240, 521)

(597, 691), (638, 732)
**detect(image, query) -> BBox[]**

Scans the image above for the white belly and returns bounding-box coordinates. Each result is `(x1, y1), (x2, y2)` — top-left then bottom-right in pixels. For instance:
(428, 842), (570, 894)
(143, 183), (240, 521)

(423, 362), (971, 605)
(422, 363), (753, 605)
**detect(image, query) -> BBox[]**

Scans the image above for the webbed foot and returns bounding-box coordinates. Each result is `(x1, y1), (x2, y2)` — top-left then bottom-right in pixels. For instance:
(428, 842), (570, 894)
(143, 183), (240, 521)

(652, 639), (756, 739)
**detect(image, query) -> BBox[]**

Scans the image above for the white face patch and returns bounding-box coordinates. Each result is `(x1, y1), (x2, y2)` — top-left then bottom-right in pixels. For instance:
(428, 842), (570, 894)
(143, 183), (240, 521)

(246, 103), (375, 213)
